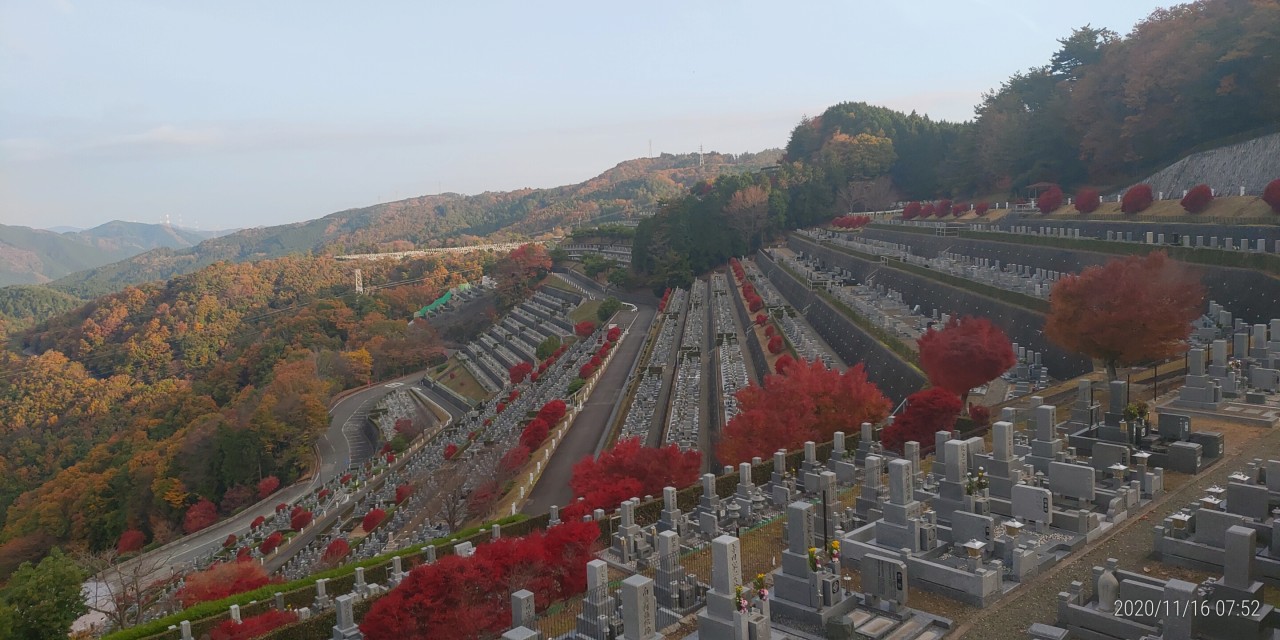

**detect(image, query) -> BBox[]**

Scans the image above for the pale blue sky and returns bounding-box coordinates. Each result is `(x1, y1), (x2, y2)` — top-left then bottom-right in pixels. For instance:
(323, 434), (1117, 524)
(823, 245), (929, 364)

(1, 1), (1172, 230)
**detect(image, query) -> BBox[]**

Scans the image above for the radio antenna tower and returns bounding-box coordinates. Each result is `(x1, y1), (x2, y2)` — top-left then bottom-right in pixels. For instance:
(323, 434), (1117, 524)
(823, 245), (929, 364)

(698, 145), (703, 167)
(354, 269), (364, 294)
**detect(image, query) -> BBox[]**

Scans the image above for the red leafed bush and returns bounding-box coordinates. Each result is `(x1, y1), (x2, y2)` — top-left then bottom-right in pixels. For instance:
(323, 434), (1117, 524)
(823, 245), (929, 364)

(755, 313), (767, 326)
(117, 529), (146, 554)
(259, 531), (284, 555)
(1180, 184), (1213, 214)
(767, 335), (785, 354)
(223, 534), (238, 549)
(521, 418), (550, 449)
(903, 201), (921, 220)
(917, 316), (1016, 409)
(764, 324), (775, 337)
(236, 547), (252, 562)
(967, 403), (991, 427)
(974, 202), (991, 216)
(444, 443), (459, 460)
(183, 498), (218, 535)
(748, 296), (763, 313)
(574, 321), (597, 338)
(920, 203), (936, 218)
(570, 438), (701, 513)
(499, 446), (531, 475)
(176, 562), (275, 607)
(322, 538), (350, 564)
(256, 475), (280, 500)
(290, 510), (312, 531)
(394, 483), (413, 505)
(537, 399), (567, 425)
(607, 326), (621, 342)
(275, 502), (288, 513)
(211, 609), (298, 640)
(496, 401), (506, 414)
(250, 515), (266, 530)
(718, 360), (891, 465)
(1121, 184), (1153, 214)
(290, 505), (305, 519)
(386, 452), (396, 464)
(508, 361), (533, 384)
(363, 508), (387, 533)
(318, 488), (331, 501)
(881, 388), (963, 454)
(936, 199), (953, 217)
(1036, 185), (1064, 214)
(379, 442), (393, 455)
(360, 521), (601, 640)
(952, 202), (967, 217)
(1074, 188), (1100, 213)
(578, 363), (596, 379)
(1265, 179), (1280, 214)
(340, 473), (353, 485)
(774, 353), (796, 374)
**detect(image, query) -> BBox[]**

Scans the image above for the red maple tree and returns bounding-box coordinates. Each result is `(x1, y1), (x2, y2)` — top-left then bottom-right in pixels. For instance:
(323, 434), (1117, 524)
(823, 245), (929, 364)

(116, 529), (145, 554)
(360, 521), (600, 640)
(1036, 185), (1064, 214)
(211, 609), (298, 640)
(574, 321), (596, 338)
(607, 326), (621, 342)
(223, 534), (237, 548)
(1180, 184), (1213, 214)
(537, 399), (567, 424)
(569, 438), (701, 513)
(256, 476), (280, 500)
(1121, 184), (1154, 214)
(1074, 188), (1100, 213)
(176, 562), (275, 607)
(1265, 178), (1280, 214)
(903, 201), (922, 219)
(881, 388), (964, 454)
(973, 202), (991, 216)
(508, 362), (533, 384)
(183, 498), (218, 534)
(718, 359), (891, 465)
(520, 418), (551, 449)
(322, 538), (350, 565)
(363, 508), (387, 533)
(917, 315), (1016, 411)
(1046, 251), (1204, 379)
(444, 443), (459, 460)
(936, 199), (953, 217)
(259, 531), (283, 554)
(395, 483), (413, 505)
(767, 335), (785, 354)
(499, 446), (531, 475)
(290, 510), (312, 531)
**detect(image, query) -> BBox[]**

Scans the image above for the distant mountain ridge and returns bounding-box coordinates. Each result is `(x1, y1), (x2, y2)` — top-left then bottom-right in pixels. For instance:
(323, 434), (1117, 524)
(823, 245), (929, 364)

(46, 150), (781, 297)
(0, 221), (229, 286)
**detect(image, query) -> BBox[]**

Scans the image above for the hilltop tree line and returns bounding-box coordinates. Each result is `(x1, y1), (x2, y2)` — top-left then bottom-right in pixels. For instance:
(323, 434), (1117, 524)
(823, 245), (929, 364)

(634, 0), (1280, 288)
(0, 245), (548, 577)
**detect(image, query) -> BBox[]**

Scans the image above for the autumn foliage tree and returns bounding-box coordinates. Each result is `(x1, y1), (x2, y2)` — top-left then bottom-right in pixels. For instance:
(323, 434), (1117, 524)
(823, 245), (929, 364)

(574, 321), (596, 338)
(256, 476), (280, 500)
(116, 530), (145, 554)
(902, 201), (921, 219)
(1074, 188), (1100, 213)
(211, 610), (298, 640)
(360, 520), (600, 640)
(363, 508), (387, 533)
(917, 316), (1016, 411)
(1180, 184), (1213, 214)
(718, 359), (891, 465)
(881, 388), (964, 454)
(290, 510), (312, 531)
(395, 483), (413, 505)
(1121, 184), (1154, 214)
(183, 499), (218, 535)
(973, 202), (991, 216)
(1046, 251), (1204, 379)
(569, 438), (701, 513)
(767, 335), (785, 354)
(1265, 179), (1280, 214)
(1036, 185), (1064, 214)
(176, 562), (275, 607)
(259, 531), (283, 554)
(508, 362), (533, 385)
(322, 538), (350, 565)
(519, 418), (550, 450)
(936, 199), (953, 217)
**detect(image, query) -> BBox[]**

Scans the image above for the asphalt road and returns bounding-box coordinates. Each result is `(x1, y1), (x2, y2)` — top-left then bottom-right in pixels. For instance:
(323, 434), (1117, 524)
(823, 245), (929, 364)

(522, 303), (657, 515)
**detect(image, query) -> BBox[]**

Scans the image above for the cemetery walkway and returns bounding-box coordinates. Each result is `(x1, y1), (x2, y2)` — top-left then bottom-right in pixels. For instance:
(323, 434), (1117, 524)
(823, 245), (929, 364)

(523, 303), (658, 515)
(956, 424), (1280, 639)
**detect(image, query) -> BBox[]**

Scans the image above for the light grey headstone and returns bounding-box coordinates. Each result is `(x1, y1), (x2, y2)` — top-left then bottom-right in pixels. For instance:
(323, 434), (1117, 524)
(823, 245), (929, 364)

(229, 604), (241, 623)
(804, 441), (817, 464)
(701, 473), (715, 496)
(1049, 462), (1095, 501)
(512, 589), (536, 629)
(904, 441), (920, 477)
(621, 499), (636, 528)
(945, 439), (969, 482)
(664, 487), (677, 511)
(993, 421), (1013, 461)
(787, 502), (814, 555)
(657, 530), (678, 559)
(862, 422), (873, 442)
(1223, 525), (1256, 589)
(861, 554), (908, 605)
(711, 535), (743, 593)
(864, 455), (883, 487)
(180, 621), (193, 640)
(621, 574), (658, 640)
(934, 431), (952, 464)
(334, 594), (356, 634)
(834, 431), (846, 454)
(575, 557), (605, 594)
(774, 450), (787, 475)
(1188, 348), (1205, 376)
(1035, 405), (1056, 441)
(1011, 483), (1053, 523)
(887, 459), (912, 505)
(739, 462), (753, 487)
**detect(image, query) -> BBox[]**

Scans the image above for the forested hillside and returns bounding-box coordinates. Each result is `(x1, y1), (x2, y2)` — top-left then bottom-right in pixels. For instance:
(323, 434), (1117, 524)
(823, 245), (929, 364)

(0, 222), (225, 287)
(0, 246), (551, 576)
(634, 0), (1280, 287)
(45, 150), (778, 299)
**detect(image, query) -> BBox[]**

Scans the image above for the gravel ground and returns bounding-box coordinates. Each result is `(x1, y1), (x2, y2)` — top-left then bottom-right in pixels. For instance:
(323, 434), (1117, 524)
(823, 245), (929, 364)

(956, 418), (1280, 639)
